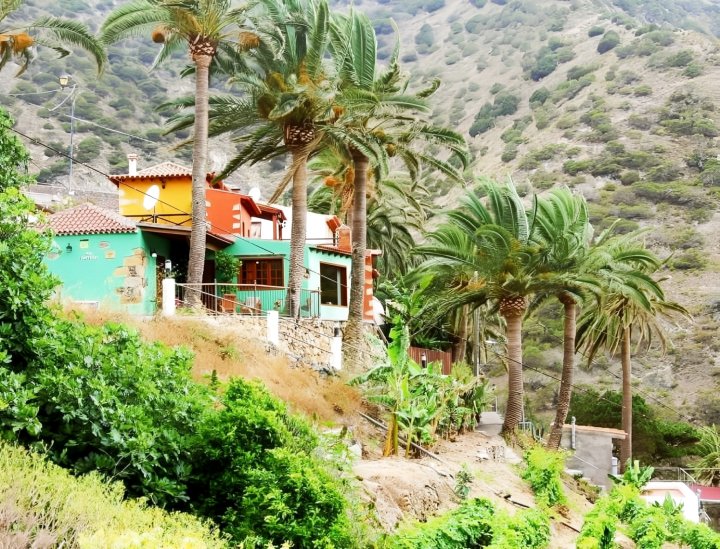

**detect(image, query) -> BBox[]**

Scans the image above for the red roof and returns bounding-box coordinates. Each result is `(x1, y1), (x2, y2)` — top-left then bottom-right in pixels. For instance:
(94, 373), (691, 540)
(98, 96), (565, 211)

(108, 161), (220, 185)
(690, 484), (720, 502)
(48, 204), (137, 235)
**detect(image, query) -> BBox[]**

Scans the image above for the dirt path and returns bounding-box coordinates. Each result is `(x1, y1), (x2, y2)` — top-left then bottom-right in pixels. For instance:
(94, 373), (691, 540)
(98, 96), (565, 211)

(354, 429), (594, 547)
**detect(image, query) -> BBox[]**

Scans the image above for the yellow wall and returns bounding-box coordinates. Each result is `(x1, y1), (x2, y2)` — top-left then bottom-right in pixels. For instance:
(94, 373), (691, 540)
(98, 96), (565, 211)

(118, 177), (192, 226)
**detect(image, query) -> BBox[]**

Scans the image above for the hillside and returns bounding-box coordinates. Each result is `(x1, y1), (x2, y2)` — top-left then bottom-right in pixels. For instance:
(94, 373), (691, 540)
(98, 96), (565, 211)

(1, 0), (719, 421)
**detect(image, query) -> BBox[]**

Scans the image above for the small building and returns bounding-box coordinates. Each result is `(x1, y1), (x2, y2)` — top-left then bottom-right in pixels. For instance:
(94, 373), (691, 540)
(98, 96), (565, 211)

(641, 481), (700, 523)
(45, 204), (161, 315)
(561, 424), (627, 490)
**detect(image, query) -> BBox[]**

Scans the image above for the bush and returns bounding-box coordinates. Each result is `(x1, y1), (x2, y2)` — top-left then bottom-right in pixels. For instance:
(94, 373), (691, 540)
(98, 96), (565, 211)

(501, 144), (519, 163)
(188, 379), (354, 548)
(588, 25), (605, 37)
(521, 446), (567, 507)
(0, 442), (225, 548)
(597, 31), (620, 54)
(1, 320), (210, 505)
(669, 249), (707, 270)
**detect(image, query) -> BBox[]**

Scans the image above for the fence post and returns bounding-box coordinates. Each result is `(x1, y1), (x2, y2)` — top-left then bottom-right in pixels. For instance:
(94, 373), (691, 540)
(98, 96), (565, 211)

(162, 278), (176, 317)
(267, 310), (279, 346)
(330, 325), (342, 370)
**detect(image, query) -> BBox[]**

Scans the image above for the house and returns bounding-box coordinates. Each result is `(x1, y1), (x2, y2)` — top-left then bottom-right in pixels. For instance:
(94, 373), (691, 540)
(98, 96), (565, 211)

(44, 203), (164, 315)
(560, 423), (627, 490)
(45, 155), (381, 321)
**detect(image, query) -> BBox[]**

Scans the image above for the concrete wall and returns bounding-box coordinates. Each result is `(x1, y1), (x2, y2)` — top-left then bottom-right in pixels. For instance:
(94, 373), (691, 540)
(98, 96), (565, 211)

(561, 427), (619, 490)
(45, 232), (157, 315)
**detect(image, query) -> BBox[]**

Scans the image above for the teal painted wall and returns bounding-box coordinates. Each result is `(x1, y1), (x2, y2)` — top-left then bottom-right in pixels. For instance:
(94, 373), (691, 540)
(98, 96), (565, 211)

(308, 247), (351, 321)
(224, 239), (351, 320)
(45, 232), (159, 315)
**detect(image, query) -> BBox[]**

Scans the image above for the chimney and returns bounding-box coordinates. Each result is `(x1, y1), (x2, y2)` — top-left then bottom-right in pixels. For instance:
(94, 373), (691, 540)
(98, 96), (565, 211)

(127, 153), (138, 176)
(336, 224), (351, 253)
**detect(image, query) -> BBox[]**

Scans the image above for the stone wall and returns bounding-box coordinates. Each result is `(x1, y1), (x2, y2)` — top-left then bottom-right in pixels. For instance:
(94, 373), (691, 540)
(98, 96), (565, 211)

(219, 315), (386, 373)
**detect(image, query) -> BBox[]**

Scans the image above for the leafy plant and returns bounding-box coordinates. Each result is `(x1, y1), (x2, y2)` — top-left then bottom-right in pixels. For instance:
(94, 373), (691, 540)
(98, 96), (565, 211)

(188, 379), (355, 548)
(454, 464), (473, 500)
(521, 446), (567, 507)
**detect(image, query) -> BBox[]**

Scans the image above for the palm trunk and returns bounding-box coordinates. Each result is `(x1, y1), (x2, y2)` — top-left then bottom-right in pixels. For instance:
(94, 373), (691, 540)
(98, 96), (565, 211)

(620, 326), (632, 472)
(501, 298), (526, 435)
(186, 53), (212, 308)
(453, 305), (469, 364)
(343, 151), (368, 372)
(287, 146), (308, 318)
(547, 294), (577, 449)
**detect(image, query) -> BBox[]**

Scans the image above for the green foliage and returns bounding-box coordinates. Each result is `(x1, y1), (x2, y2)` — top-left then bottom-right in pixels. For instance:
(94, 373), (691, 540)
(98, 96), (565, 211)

(597, 31), (620, 54)
(453, 463), (473, 500)
(0, 441), (225, 548)
(668, 249), (707, 270)
(569, 389), (699, 462)
(588, 25), (605, 37)
(385, 498), (494, 548)
(188, 379), (354, 548)
(469, 92), (520, 136)
(521, 446), (567, 507)
(486, 508), (550, 549)
(1, 319), (209, 505)
(0, 109), (32, 191)
(214, 250), (240, 283)
(0, 190), (57, 370)
(385, 497), (549, 549)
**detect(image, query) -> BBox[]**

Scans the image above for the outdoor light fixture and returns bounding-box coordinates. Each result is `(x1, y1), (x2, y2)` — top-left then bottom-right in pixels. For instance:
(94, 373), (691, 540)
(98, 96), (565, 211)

(421, 352), (427, 368)
(164, 259), (172, 275)
(65, 243), (73, 253)
(151, 250), (158, 258)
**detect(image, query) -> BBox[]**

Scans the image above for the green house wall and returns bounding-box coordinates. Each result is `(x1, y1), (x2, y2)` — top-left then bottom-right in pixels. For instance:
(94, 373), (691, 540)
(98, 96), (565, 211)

(45, 231), (160, 315)
(223, 238), (351, 320)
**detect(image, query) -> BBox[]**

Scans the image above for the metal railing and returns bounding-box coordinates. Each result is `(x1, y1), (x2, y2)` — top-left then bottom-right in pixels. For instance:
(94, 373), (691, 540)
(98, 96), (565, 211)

(175, 283), (320, 317)
(652, 467), (701, 484)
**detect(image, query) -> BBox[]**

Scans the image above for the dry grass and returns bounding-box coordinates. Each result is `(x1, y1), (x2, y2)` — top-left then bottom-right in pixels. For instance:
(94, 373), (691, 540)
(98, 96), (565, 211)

(70, 308), (362, 425)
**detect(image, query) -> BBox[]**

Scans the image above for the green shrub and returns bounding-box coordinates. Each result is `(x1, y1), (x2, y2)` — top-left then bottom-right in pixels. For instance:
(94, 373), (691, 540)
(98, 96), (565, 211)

(669, 249), (707, 270)
(597, 31), (620, 54)
(521, 446), (567, 507)
(563, 159), (592, 175)
(386, 498), (495, 548)
(529, 87), (550, 106)
(0, 442), (226, 548)
(588, 25), (604, 37)
(1, 320), (210, 505)
(620, 171), (640, 185)
(683, 62), (703, 78)
(567, 63), (598, 81)
(501, 144), (519, 163)
(188, 379), (354, 548)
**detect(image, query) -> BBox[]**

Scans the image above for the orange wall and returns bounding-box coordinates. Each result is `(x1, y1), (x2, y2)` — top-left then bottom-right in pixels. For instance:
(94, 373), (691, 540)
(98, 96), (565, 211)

(206, 188), (253, 238)
(118, 177), (192, 226)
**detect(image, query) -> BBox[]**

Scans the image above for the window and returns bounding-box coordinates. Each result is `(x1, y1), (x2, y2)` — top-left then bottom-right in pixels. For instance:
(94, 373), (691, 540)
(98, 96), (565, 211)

(250, 221), (262, 238)
(320, 263), (347, 306)
(240, 258), (283, 286)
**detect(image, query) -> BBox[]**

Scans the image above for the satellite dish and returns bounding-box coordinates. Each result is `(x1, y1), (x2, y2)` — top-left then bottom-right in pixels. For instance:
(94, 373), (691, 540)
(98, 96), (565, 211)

(248, 186), (262, 202)
(143, 184), (160, 210)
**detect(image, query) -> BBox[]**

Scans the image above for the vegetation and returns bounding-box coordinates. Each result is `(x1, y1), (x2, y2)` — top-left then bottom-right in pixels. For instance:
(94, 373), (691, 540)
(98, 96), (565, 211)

(578, 462), (720, 548)
(521, 446), (567, 508)
(0, 441), (225, 548)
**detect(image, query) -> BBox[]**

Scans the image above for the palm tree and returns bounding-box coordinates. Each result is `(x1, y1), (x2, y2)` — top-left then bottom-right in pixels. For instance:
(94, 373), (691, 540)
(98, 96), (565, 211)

(162, 0), (335, 317)
(417, 180), (551, 435)
(1, 0), (105, 75)
(324, 11), (469, 370)
(576, 252), (689, 469)
(528, 188), (594, 449)
(100, 0), (252, 305)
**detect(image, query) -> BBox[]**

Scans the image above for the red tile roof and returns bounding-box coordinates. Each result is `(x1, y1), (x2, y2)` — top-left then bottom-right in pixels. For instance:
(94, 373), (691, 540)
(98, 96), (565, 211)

(48, 204), (137, 235)
(108, 161), (221, 185)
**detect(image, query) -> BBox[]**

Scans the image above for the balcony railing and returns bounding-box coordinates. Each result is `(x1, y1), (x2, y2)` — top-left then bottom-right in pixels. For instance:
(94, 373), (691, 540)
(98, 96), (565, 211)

(175, 283), (320, 317)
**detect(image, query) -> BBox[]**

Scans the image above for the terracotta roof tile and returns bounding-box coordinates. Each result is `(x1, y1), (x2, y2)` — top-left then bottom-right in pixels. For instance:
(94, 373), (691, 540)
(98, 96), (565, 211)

(48, 204), (137, 235)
